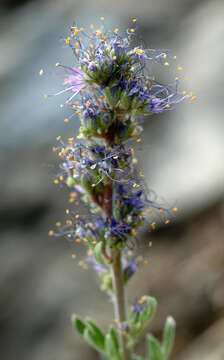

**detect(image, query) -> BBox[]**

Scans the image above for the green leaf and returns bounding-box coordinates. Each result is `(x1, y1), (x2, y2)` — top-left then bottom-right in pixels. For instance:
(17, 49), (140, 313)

(86, 319), (105, 349)
(109, 326), (120, 353)
(83, 327), (105, 352)
(71, 315), (86, 336)
(93, 241), (107, 266)
(105, 327), (122, 360)
(161, 317), (176, 360)
(147, 334), (162, 360)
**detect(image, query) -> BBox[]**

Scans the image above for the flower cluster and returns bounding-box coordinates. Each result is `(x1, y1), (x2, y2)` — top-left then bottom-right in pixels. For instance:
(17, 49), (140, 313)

(45, 18), (192, 360)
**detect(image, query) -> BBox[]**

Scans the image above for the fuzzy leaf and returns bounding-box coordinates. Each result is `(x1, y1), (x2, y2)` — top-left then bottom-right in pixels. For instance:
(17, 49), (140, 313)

(71, 315), (86, 336)
(161, 317), (176, 360)
(147, 334), (162, 360)
(83, 327), (105, 352)
(86, 319), (105, 349)
(105, 327), (122, 360)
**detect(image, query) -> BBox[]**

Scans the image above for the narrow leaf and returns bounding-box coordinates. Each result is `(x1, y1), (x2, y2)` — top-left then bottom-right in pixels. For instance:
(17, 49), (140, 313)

(147, 334), (162, 360)
(71, 315), (86, 336)
(86, 319), (105, 349)
(83, 327), (105, 352)
(161, 316), (176, 360)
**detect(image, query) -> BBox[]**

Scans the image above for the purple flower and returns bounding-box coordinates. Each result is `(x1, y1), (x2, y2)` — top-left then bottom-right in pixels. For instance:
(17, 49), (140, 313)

(47, 65), (86, 104)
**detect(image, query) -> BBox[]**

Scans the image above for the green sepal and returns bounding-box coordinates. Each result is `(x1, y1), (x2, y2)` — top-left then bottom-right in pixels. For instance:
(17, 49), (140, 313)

(93, 241), (107, 266)
(147, 334), (162, 360)
(161, 317), (176, 360)
(104, 87), (114, 106)
(127, 296), (157, 348)
(66, 174), (77, 187)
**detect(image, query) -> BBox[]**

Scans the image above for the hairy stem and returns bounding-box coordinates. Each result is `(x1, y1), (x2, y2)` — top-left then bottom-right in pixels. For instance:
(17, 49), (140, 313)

(111, 249), (131, 360)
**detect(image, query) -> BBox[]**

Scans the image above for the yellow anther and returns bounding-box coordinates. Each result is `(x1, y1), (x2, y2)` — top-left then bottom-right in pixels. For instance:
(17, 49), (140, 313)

(113, 56), (117, 60)
(59, 176), (64, 181)
(165, 104), (170, 108)
(44, 95), (48, 99)
(52, 146), (56, 152)
(130, 28), (135, 33)
(182, 90), (187, 95)
(48, 230), (54, 236)
(55, 62), (60, 67)
(76, 238), (81, 243)
(164, 62), (169, 66)
(130, 148), (135, 156)
(39, 69), (44, 76)
(95, 29), (102, 36)
(65, 37), (71, 45)
(136, 138), (142, 143)
(191, 96), (197, 101)
(75, 49), (79, 55)
(66, 220), (72, 225)
(114, 28), (119, 34)
(64, 118), (69, 123)
(75, 214), (80, 219)
(56, 136), (61, 141)
(165, 220), (170, 225)
(113, 155), (119, 159)
(173, 207), (178, 213)
(66, 209), (70, 214)
(83, 238), (88, 243)
(151, 222), (156, 230)
(131, 229), (137, 236)
(132, 18), (137, 23)
(149, 241), (152, 247)
(177, 66), (183, 71)
(173, 55), (177, 59)
(143, 259), (148, 264)
(136, 49), (144, 54)
(91, 184), (96, 187)
(56, 222), (61, 227)
(90, 24), (94, 30)
(72, 254), (76, 259)
(100, 17), (104, 21)
(79, 27), (84, 31)
(163, 54), (167, 59)
(76, 110), (81, 114)
(54, 179), (59, 184)
(175, 77), (179, 81)
(159, 209), (164, 214)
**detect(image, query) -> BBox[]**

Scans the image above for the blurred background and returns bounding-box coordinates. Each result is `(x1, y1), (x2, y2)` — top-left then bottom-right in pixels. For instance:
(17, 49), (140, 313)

(0, 0), (224, 359)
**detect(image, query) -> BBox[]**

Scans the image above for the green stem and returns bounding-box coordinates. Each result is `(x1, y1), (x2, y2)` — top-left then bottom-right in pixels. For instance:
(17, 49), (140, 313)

(111, 249), (132, 360)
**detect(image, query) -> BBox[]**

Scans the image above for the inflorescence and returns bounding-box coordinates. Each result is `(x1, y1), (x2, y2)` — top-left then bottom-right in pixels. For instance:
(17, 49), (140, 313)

(44, 17), (192, 284)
